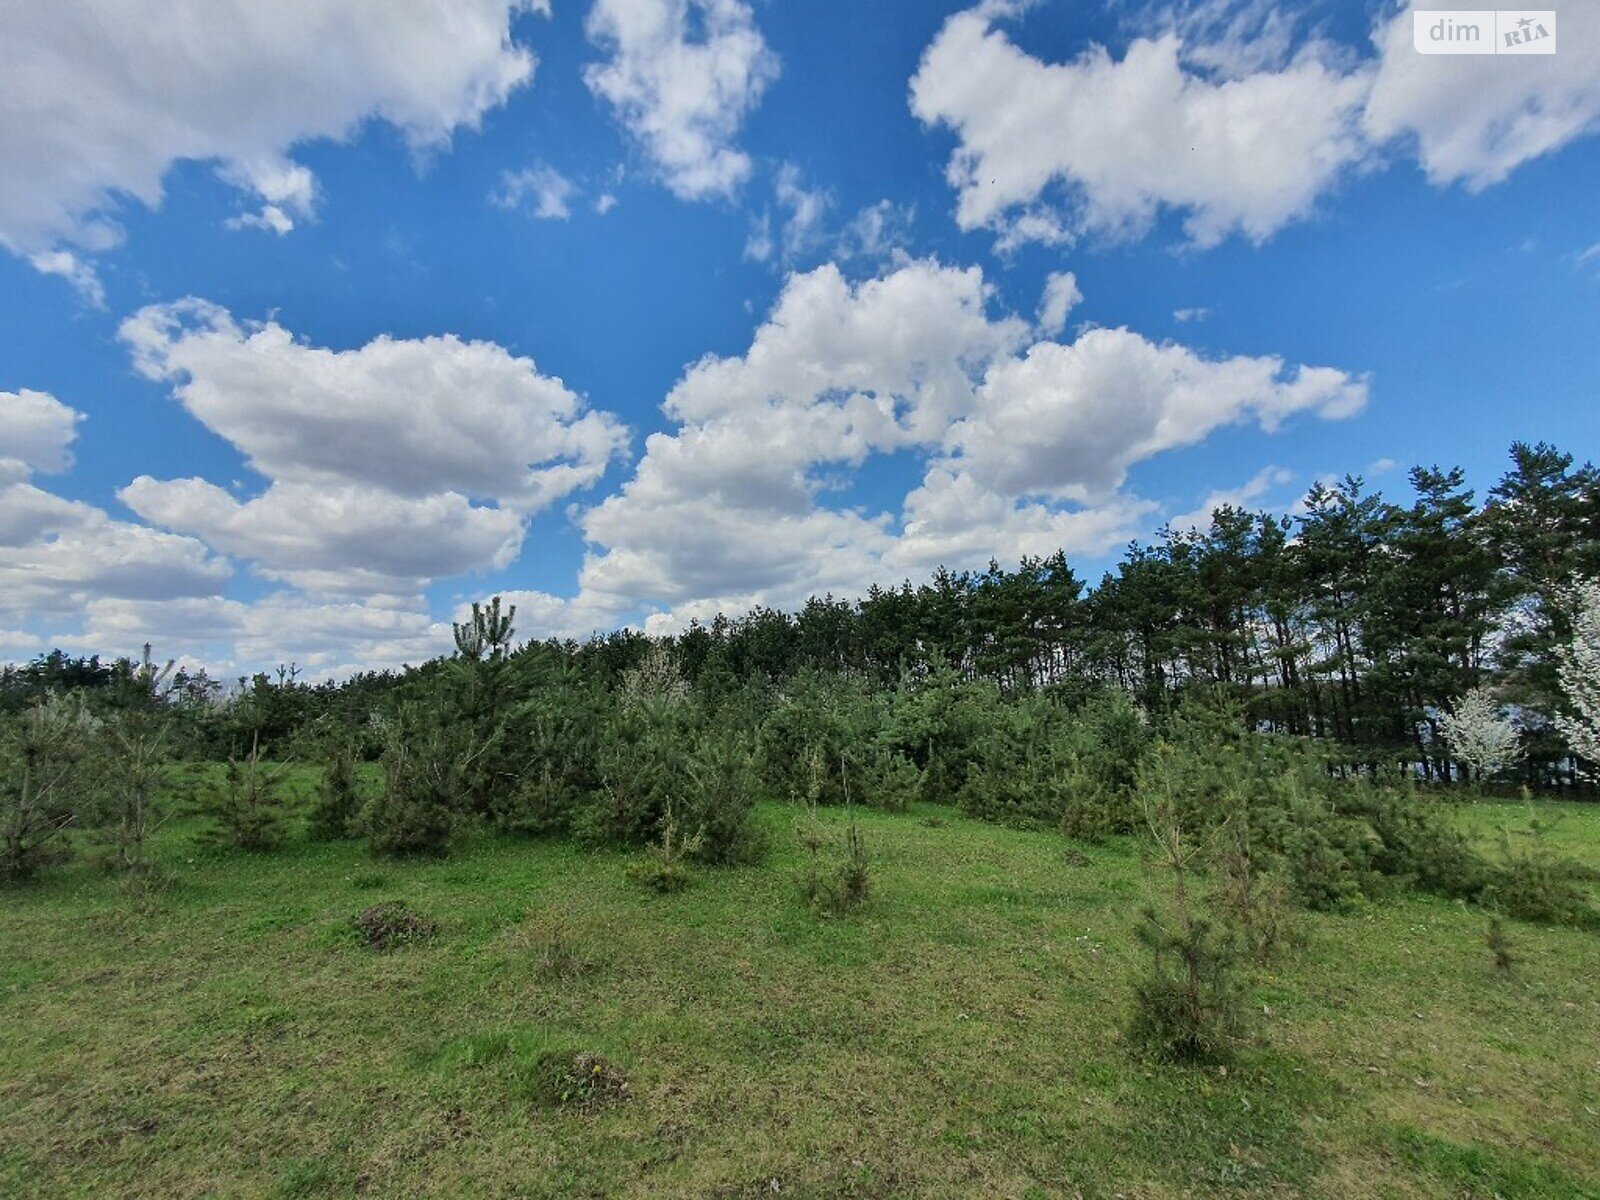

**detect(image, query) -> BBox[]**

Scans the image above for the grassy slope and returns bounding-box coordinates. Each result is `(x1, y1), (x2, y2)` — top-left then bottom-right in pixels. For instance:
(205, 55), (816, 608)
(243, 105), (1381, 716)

(2, 779), (1598, 1200)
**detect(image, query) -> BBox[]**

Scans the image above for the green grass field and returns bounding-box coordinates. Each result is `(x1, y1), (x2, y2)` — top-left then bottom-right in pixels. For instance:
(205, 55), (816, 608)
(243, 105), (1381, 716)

(3, 778), (1599, 1199)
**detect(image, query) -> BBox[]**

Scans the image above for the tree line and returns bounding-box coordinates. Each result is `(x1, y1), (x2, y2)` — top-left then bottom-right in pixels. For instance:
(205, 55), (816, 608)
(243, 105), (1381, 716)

(2, 440), (1596, 789)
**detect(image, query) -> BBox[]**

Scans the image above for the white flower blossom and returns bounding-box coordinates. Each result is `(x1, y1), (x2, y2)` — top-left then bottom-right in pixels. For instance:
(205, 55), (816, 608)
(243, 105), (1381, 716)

(1555, 579), (1600, 769)
(1438, 686), (1521, 781)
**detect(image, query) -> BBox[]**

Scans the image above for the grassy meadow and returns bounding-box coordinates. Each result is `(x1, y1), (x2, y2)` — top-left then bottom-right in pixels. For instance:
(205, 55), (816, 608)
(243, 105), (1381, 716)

(2, 775), (1598, 1200)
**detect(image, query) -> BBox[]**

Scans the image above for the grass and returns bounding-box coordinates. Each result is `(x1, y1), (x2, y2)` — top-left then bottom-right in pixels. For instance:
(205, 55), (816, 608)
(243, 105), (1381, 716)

(2, 775), (1598, 1198)
(1451, 794), (1600, 859)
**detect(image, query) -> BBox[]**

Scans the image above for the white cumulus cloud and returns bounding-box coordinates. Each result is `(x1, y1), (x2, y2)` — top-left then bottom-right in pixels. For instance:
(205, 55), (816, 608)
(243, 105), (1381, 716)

(911, 3), (1600, 251)
(948, 329), (1367, 502)
(120, 300), (627, 509)
(0, 1), (544, 282)
(911, 8), (1369, 249)
(119, 478), (526, 597)
(559, 258), (1364, 630)
(584, 0), (779, 200)
(1364, 2), (1600, 189)
(73, 594), (454, 677)
(0, 390), (229, 622)
(117, 301), (628, 593)
(0, 389), (83, 476)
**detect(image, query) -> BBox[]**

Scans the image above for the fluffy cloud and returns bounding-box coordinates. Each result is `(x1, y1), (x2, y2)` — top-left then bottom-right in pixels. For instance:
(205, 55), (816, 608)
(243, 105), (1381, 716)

(911, 9), (1369, 248)
(118, 301), (627, 593)
(562, 258), (1363, 628)
(664, 260), (1029, 436)
(73, 595), (453, 676)
(584, 0), (779, 200)
(2, 313), (632, 670)
(948, 329), (1367, 502)
(0, 389), (82, 476)
(0, 391), (228, 622)
(1364, 3), (1600, 189)
(121, 300), (626, 509)
(119, 478), (525, 596)
(911, 3), (1600, 250)
(0, 1), (543, 270)
(0, 260), (1368, 672)
(582, 479), (899, 614)
(0, 489), (231, 620)
(569, 261), (1026, 618)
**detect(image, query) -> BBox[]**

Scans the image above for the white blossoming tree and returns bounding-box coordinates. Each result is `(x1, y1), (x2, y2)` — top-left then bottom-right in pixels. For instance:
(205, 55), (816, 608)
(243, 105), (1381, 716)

(1438, 686), (1522, 783)
(1554, 578), (1600, 768)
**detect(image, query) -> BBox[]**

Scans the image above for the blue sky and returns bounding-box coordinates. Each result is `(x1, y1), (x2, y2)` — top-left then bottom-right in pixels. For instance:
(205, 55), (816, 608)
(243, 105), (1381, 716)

(0, 0), (1596, 675)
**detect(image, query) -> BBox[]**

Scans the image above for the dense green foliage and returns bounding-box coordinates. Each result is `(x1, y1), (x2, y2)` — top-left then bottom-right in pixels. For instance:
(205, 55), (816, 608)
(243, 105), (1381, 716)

(6, 441), (1593, 791)
(307, 739), (363, 841)
(3, 443), (1598, 935)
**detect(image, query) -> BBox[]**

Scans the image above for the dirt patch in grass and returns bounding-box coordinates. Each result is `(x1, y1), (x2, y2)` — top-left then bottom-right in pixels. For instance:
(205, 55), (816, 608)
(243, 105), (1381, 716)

(524, 1050), (631, 1113)
(354, 901), (437, 952)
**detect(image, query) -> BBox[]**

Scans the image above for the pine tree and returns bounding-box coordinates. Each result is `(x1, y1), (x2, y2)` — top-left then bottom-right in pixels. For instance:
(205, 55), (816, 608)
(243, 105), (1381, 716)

(0, 694), (96, 881)
(95, 712), (170, 878)
(1485, 915), (1516, 973)
(360, 711), (468, 857)
(1127, 775), (1250, 1064)
(1362, 468), (1503, 778)
(1295, 476), (1386, 750)
(1486, 444), (1600, 697)
(199, 731), (291, 851)
(309, 739), (363, 840)
(450, 595), (517, 816)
